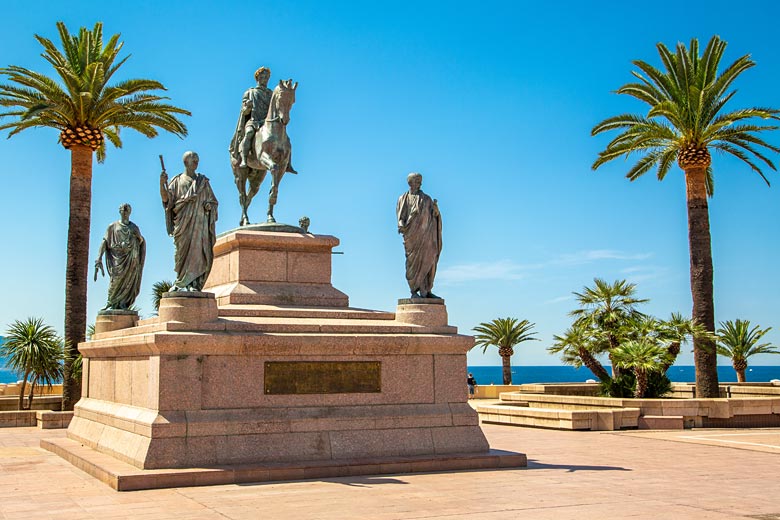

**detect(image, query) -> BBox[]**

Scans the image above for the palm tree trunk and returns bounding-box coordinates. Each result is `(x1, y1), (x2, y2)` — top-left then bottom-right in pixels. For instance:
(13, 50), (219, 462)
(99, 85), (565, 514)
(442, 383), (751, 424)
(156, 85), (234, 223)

(661, 342), (681, 372)
(735, 361), (746, 383)
(27, 377), (38, 410)
(501, 355), (512, 385)
(578, 347), (610, 382)
(607, 334), (622, 378)
(685, 166), (719, 398)
(635, 369), (648, 399)
(17, 369), (30, 411)
(62, 145), (92, 411)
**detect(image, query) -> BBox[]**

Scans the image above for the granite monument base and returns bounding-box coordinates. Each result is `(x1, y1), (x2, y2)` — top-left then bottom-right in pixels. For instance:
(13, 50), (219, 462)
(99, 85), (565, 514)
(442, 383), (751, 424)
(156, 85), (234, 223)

(44, 230), (526, 490)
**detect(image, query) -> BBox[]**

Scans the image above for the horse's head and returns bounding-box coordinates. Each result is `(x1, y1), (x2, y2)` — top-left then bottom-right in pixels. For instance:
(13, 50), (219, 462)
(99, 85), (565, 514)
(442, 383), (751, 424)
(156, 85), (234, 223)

(268, 79), (297, 125)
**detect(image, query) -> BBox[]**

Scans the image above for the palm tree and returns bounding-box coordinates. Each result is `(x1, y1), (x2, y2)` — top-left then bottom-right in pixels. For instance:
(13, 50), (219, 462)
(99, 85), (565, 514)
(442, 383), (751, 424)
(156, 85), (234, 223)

(473, 318), (538, 385)
(657, 313), (712, 372)
(0, 22), (190, 409)
(549, 322), (611, 382)
(611, 340), (666, 398)
(1, 318), (64, 410)
(571, 278), (647, 376)
(591, 36), (780, 398)
(716, 319), (778, 382)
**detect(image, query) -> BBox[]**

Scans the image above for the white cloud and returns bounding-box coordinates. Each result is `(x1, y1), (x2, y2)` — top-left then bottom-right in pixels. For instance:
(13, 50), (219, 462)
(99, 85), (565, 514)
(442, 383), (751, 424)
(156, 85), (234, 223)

(554, 250), (652, 265)
(544, 295), (573, 305)
(437, 260), (533, 284)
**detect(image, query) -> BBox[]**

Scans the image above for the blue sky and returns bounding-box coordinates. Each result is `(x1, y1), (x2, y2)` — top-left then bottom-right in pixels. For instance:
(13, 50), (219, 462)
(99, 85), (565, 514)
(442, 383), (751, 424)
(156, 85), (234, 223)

(1, 0), (779, 368)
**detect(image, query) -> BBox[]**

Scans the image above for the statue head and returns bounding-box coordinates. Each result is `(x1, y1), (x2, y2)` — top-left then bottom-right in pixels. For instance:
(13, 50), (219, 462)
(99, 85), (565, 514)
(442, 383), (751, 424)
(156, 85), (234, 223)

(183, 151), (199, 170)
(118, 203), (132, 221)
(407, 172), (423, 191)
(255, 67), (271, 85)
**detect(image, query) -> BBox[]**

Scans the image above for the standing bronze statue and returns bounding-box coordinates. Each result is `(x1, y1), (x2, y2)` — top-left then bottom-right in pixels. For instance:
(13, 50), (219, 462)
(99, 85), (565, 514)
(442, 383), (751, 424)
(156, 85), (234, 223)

(229, 67), (298, 226)
(94, 203), (146, 310)
(397, 173), (442, 299)
(160, 151), (219, 292)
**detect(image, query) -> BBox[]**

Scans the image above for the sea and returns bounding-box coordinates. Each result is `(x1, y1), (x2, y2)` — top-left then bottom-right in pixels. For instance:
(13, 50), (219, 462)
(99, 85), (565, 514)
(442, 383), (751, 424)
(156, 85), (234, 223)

(465, 365), (780, 385)
(1, 362), (779, 385)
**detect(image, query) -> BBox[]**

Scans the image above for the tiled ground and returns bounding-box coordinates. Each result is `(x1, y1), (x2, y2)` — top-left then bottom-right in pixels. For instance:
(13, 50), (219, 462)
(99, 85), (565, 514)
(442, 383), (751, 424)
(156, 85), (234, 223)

(1, 423), (780, 519)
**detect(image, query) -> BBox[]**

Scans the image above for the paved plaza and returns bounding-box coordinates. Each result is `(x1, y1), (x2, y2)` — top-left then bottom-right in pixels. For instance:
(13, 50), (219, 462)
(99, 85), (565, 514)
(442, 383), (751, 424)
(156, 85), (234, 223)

(1, 420), (780, 519)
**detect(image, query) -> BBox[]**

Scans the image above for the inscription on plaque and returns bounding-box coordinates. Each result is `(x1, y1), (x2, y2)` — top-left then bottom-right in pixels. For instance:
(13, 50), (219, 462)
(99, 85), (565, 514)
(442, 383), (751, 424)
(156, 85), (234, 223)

(264, 361), (382, 394)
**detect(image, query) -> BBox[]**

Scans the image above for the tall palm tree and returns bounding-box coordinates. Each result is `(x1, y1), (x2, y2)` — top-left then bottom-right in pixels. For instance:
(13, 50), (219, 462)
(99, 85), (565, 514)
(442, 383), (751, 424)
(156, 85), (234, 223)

(0, 22), (190, 409)
(611, 339), (667, 398)
(571, 278), (647, 376)
(473, 318), (538, 385)
(1, 318), (64, 410)
(716, 319), (778, 382)
(591, 36), (780, 398)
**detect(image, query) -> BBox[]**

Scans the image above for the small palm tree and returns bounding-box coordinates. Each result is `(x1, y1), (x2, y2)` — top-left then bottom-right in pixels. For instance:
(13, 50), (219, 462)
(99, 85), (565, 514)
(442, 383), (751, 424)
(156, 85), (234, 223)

(571, 278), (647, 376)
(611, 339), (666, 398)
(657, 313), (712, 371)
(0, 22), (190, 410)
(549, 322), (611, 382)
(717, 319), (778, 382)
(152, 280), (174, 313)
(1, 318), (64, 410)
(473, 318), (538, 384)
(592, 36), (780, 398)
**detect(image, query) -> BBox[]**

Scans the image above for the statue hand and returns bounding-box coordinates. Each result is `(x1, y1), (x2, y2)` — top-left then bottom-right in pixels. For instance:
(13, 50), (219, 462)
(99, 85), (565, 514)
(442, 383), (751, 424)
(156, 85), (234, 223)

(204, 202), (212, 212)
(160, 171), (168, 186)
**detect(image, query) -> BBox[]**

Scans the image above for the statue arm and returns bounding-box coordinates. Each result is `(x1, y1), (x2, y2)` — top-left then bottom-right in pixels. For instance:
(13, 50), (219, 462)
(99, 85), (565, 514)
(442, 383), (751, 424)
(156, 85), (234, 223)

(94, 235), (107, 279)
(396, 195), (408, 233)
(242, 91), (253, 115)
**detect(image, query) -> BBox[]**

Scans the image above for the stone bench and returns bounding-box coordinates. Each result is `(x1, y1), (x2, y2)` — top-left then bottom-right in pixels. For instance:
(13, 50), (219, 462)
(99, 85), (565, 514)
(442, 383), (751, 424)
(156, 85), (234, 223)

(476, 403), (640, 431)
(36, 411), (74, 429)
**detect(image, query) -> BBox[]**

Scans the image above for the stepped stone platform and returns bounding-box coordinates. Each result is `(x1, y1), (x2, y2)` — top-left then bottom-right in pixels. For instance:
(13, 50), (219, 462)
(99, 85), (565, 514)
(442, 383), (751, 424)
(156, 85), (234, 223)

(476, 389), (780, 431)
(45, 229), (526, 490)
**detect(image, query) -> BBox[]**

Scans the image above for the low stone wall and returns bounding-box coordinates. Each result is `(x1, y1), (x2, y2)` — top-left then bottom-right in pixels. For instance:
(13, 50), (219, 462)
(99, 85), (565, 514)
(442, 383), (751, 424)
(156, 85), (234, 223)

(0, 396), (62, 412)
(0, 383), (63, 397)
(514, 382), (780, 399)
(473, 385), (521, 399)
(0, 410), (36, 428)
(497, 392), (780, 429)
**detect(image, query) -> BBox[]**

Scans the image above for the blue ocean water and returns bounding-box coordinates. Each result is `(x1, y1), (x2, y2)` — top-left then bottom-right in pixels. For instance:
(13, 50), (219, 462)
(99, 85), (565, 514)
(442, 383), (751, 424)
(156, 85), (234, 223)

(466, 365), (780, 385)
(2, 362), (779, 385)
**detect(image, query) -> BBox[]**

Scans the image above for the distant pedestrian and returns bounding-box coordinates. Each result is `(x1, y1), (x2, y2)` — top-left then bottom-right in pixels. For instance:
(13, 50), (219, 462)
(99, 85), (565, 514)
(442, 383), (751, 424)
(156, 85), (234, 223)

(467, 373), (478, 399)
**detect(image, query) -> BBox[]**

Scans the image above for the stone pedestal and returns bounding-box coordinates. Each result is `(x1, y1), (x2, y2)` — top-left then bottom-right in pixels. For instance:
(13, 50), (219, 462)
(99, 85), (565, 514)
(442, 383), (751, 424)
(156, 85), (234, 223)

(44, 229), (526, 490)
(158, 292), (218, 326)
(94, 310), (138, 334)
(203, 229), (348, 307)
(395, 298), (449, 328)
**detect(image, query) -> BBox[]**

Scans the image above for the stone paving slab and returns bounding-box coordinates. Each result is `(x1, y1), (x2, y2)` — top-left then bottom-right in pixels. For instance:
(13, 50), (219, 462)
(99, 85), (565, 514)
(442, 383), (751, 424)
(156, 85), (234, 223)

(1, 424), (780, 519)
(618, 429), (780, 454)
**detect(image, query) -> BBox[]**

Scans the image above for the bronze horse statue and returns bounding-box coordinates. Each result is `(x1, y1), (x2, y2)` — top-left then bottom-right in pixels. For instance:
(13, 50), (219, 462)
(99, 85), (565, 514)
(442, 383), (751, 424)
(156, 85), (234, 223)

(231, 79), (298, 225)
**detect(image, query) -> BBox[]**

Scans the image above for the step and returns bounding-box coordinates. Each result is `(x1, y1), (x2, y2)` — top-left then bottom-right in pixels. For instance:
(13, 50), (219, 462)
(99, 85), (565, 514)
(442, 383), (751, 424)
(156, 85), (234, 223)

(637, 415), (684, 430)
(476, 404), (640, 431)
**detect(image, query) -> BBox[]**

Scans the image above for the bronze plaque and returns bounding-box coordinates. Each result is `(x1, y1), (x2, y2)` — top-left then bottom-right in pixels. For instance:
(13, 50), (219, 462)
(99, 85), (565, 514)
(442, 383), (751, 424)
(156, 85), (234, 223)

(264, 361), (382, 394)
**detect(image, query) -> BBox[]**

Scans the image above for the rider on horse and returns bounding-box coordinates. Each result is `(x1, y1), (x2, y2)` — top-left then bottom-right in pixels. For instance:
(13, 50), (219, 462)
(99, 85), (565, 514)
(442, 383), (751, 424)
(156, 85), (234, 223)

(231, 67), (273, 169)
